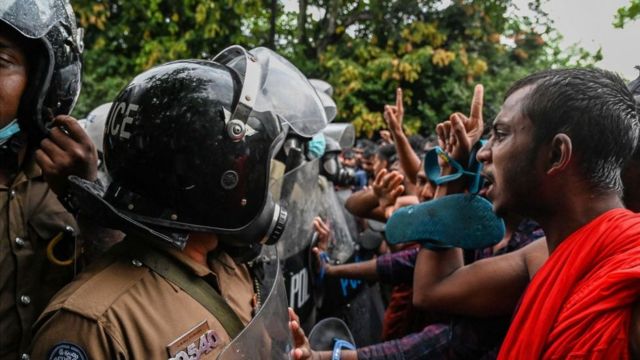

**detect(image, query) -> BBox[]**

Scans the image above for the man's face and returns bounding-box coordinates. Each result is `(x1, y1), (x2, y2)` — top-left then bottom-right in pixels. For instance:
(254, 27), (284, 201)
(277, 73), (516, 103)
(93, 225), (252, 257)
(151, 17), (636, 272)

(361, 155), (374, 175)
(372, 154), (387, 177)
(0, 29), (29, 128)
(342, 155), (356, 168)
(477, 86), (541, 217)
(416, 168), (435, 203)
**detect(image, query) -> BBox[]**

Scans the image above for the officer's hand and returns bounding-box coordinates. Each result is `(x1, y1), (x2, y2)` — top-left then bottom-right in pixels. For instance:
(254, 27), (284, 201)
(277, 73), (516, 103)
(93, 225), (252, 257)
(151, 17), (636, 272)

(35, 115), (98, 196)
(289, 308), (317, 360)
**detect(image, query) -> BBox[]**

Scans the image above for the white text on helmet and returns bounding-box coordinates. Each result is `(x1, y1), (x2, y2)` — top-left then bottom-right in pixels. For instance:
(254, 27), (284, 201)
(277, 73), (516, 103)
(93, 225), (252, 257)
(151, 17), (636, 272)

(106, 101), (139, 140)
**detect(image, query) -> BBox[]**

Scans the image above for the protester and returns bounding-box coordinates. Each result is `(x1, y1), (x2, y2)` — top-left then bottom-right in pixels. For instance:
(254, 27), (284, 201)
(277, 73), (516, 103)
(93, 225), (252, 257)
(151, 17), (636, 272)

(0, 2), (99, 358)
(383, 88), (422, 185)
(410, 68), (640, 359)
(295, 83), (544, 359)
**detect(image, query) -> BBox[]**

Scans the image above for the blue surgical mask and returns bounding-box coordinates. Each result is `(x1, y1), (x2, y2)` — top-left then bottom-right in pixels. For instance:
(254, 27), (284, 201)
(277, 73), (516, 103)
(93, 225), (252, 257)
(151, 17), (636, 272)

(0, 119), (21, 146)
(307, 133), (326, 159)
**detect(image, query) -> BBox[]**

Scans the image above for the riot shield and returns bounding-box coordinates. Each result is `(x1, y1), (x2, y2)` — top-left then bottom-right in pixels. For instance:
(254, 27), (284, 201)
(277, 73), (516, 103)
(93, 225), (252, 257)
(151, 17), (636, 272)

(216, 246), (292, 359)
(274, 158), (356, 262)
(271, 158), (357, 326)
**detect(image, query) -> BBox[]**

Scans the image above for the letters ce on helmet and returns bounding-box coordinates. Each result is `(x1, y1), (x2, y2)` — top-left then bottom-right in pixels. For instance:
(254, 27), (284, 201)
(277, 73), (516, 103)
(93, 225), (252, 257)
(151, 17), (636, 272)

(0, 0), (83, 137)
(71, 46), (328, 249)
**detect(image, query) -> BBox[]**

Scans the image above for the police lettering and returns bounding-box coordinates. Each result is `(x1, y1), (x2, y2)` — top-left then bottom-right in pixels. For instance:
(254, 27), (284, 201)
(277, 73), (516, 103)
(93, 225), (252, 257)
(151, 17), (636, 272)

(106, 101), (139, 140)
(289, 268), (310, 309)
(168, 330), (219, 360)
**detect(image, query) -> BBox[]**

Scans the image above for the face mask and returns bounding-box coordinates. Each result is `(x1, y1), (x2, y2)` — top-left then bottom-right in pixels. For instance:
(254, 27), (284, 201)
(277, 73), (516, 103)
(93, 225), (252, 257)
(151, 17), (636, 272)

(307, 133), (326, 159)
(0, 119), (20, 146)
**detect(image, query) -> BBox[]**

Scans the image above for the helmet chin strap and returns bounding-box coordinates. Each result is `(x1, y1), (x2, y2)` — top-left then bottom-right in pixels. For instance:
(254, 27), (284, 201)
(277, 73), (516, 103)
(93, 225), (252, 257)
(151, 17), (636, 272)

(0, 119), (21, 146)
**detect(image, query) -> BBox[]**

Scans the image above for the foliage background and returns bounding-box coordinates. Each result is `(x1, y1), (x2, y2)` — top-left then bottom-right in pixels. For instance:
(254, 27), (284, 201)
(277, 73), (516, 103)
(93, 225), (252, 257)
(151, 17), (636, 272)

(71, 0), (601, 137)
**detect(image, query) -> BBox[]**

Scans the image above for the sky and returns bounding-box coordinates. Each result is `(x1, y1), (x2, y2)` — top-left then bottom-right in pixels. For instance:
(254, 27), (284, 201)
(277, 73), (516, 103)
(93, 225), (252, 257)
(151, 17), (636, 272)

(283, 0), (640, 81)
(514, 0), (640, 80)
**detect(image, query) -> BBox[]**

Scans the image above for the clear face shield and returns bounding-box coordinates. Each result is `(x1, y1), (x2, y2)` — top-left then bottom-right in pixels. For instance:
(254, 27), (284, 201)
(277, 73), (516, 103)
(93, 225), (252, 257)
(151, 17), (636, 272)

(0, 0), (72, 39)
(212, 46), (329, 140)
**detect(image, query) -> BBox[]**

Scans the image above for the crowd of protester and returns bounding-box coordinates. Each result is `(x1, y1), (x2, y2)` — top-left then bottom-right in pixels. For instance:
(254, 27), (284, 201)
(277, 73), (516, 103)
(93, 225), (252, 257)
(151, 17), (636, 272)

(3, 0), (640, 359)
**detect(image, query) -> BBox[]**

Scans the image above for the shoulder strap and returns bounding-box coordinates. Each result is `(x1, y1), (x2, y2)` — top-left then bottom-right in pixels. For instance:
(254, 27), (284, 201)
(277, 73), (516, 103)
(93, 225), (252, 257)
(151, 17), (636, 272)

(133, 245), (245, 338)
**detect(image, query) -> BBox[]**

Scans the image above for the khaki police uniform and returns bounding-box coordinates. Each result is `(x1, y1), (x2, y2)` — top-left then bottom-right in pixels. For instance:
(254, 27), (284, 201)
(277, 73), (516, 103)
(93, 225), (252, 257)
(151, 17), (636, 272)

(29, 239), (256, 360)
(0, 160), (78, 360)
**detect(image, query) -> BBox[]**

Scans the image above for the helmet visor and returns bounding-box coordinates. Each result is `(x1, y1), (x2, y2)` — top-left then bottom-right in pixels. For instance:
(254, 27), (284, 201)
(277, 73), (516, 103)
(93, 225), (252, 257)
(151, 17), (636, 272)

(214, 46), (328, 138)
(0, 0), (69, 39)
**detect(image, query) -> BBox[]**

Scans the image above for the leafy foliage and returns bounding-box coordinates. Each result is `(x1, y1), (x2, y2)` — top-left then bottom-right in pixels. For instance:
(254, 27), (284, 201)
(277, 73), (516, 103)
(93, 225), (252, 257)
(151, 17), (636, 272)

(71, 0), (599, 137)
(614, 0), (640, 28)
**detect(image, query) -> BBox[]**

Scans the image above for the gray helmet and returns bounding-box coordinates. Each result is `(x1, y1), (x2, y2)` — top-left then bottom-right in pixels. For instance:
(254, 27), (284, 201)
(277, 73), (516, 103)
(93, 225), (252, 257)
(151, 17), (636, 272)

(0, 0), (83, 138)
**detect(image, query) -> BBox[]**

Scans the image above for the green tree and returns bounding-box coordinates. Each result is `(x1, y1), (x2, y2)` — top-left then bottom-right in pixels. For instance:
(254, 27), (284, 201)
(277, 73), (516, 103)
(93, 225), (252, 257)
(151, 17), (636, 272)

(72, 0), (598, 137)
(281, 0), (600, 136)
(71, 0), (273, 116)
(614, 0), (640, 28)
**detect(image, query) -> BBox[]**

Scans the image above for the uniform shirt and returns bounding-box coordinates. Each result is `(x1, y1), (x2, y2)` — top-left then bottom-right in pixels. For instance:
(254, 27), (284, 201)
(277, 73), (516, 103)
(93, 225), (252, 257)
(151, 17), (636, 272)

(0, 161), (78, 360)
(29, 239), (256, 360)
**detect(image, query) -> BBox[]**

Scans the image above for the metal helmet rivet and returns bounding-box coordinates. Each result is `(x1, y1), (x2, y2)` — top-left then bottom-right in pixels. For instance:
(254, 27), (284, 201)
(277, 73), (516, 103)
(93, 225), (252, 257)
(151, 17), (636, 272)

(226, 119), (245, 141)
(221, 171), (239, 190)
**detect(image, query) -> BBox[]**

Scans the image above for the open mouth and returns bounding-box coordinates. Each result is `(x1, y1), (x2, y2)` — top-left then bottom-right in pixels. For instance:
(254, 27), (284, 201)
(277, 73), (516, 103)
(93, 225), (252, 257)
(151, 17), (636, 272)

(479, 172), (494, 198)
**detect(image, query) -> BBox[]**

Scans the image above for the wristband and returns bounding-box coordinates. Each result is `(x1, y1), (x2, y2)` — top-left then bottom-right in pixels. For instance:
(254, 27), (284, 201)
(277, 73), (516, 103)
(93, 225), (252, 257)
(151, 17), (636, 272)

(332, 339), (356, 360)
(318, 251), (331, 283)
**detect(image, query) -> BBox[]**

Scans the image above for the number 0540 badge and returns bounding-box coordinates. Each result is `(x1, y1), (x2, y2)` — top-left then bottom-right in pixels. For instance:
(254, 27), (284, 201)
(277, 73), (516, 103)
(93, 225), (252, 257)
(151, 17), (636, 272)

(167, 320), (220, 360)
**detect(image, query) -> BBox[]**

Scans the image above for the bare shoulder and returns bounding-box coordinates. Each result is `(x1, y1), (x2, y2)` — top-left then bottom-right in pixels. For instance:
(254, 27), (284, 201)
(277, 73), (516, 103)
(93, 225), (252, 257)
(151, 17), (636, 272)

(521, 238), (549, 279)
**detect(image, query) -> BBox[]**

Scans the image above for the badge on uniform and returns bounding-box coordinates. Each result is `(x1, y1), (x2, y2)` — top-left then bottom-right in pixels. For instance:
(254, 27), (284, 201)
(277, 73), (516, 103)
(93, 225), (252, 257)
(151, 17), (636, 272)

(167, 320), (220, 360)
(47, 342), (88, 360)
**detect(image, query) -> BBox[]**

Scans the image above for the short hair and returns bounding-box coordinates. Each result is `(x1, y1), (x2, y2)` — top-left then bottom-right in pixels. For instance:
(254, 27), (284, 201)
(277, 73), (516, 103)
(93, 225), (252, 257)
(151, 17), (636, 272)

(342, 148), (355, 159)
(505, 68), (640, 193)
(356, 138), (375, 150)
(363, 145), (377, 159)
(377, 143), (397, 164)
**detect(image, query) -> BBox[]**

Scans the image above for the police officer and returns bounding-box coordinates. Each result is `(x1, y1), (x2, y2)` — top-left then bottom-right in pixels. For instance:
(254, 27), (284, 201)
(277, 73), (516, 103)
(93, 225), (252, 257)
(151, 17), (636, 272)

(0, 1), (98, 359)
(29, 46), (329, 359)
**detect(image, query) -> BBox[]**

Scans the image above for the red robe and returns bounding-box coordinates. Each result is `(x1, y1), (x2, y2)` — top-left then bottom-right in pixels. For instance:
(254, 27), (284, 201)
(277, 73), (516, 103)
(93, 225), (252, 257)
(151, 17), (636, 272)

(499, 208), (640, 359)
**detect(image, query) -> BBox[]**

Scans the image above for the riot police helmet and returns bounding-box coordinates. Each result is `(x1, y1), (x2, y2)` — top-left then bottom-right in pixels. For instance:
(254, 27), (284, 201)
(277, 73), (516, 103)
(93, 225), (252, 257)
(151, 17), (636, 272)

(0, 0), (83, 138)
(73, 46), (328, 249)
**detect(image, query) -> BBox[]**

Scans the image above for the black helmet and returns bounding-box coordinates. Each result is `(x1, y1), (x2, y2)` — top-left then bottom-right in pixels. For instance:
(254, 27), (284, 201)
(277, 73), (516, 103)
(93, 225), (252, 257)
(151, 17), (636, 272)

(71, 46), (328, 249)
(0, 0), (83, 137)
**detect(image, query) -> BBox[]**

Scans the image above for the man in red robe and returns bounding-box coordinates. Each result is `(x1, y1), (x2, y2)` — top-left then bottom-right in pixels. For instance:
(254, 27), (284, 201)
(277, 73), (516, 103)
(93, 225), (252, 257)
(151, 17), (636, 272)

(408, 68), (640, 360)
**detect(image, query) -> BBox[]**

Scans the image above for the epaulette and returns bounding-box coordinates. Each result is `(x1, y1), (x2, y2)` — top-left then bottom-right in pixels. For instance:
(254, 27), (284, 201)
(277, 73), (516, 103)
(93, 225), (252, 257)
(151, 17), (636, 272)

(45, 256), (149, 321)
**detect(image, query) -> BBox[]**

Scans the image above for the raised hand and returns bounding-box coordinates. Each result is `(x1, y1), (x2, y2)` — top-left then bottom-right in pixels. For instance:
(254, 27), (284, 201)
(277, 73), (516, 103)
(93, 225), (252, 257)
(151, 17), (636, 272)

(313, 216), (332, 251)
(289, 308), (315, 360)
(35, 115), (98, 195)
(435, 84), (484, 163)
(379, 129), (393, 144)
(372, 169), (405, 210)
(383, 88), (405, 136)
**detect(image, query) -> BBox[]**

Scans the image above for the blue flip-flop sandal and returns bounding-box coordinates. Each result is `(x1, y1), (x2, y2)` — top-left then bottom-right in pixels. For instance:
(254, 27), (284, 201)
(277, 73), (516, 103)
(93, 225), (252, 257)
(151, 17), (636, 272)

(424, 140), (486, 194)
(385, 193), (505, 250)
